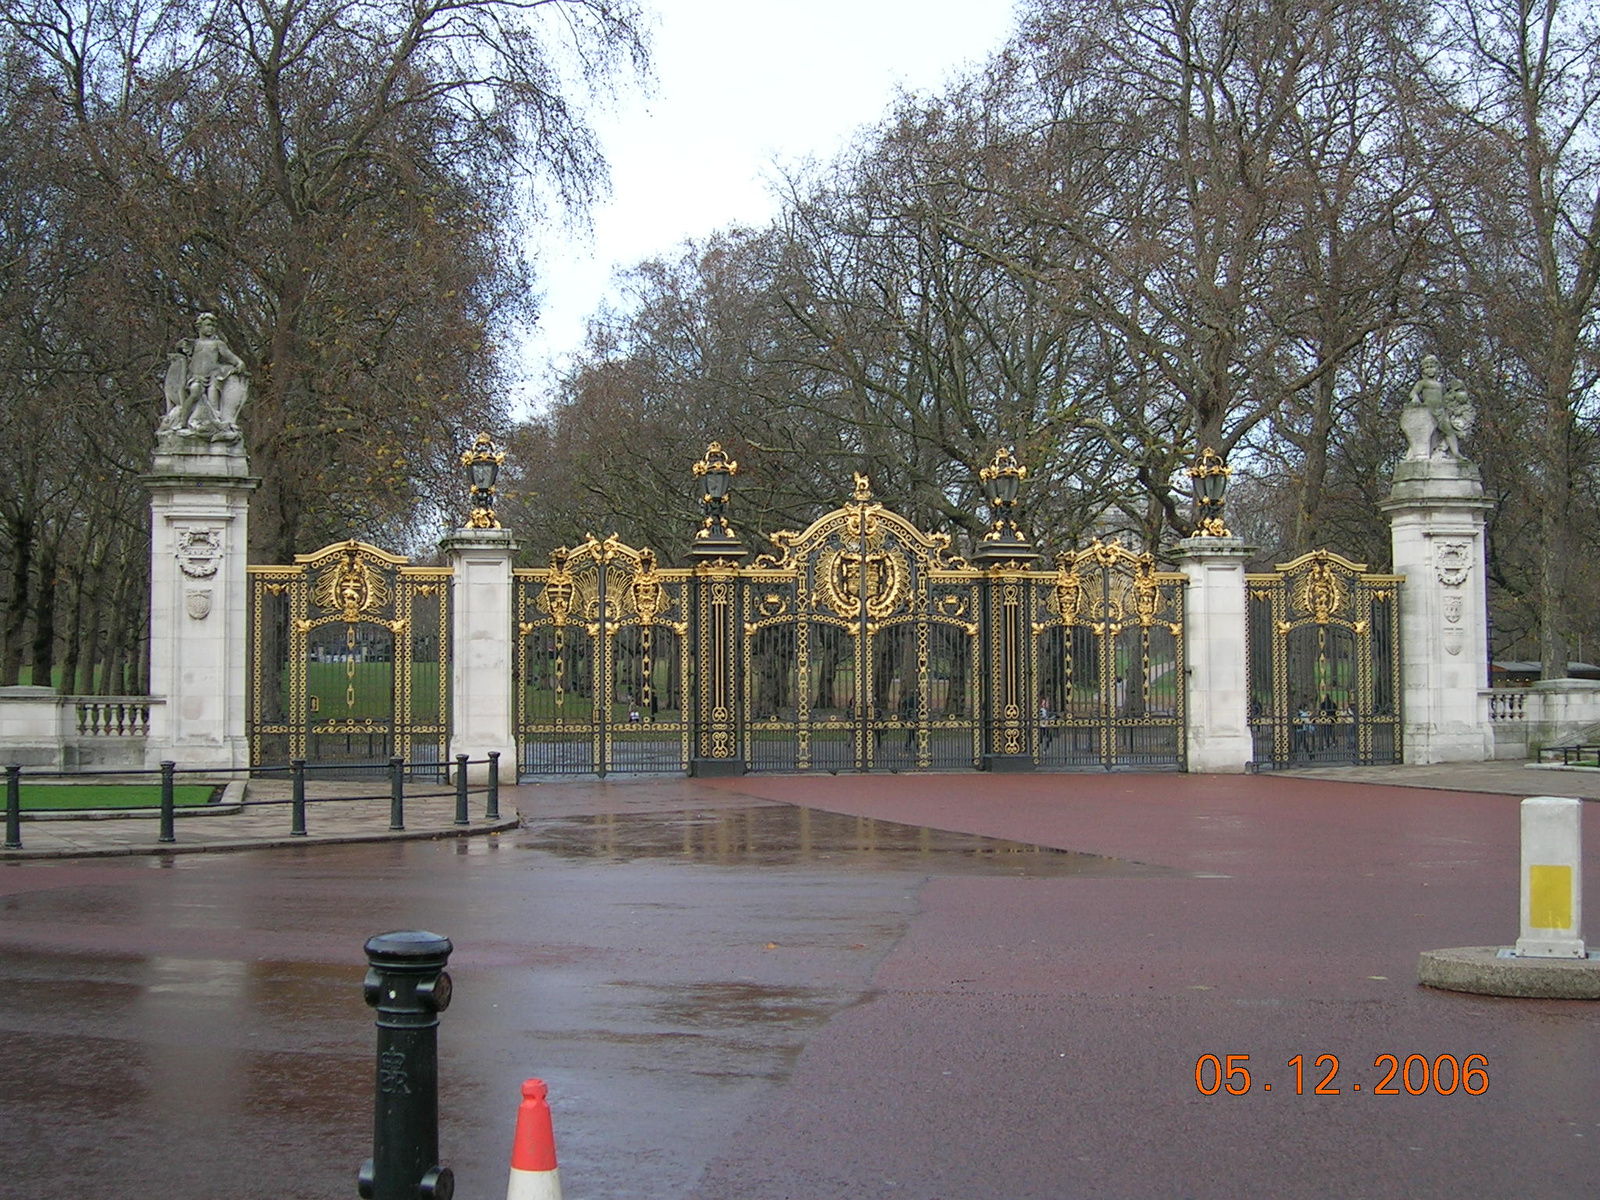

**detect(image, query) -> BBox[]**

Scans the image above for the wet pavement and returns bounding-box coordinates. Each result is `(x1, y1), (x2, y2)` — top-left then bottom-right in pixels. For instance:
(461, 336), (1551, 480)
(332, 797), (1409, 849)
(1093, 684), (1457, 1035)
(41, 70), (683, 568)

(2, 769), (1598, 1198)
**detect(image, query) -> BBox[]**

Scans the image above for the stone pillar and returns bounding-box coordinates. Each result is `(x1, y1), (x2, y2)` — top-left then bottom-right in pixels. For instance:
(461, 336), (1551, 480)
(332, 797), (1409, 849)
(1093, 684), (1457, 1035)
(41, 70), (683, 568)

(1175, 536), (1255, 772)
(1378, 459), (1494, 763)
(143, 443), (258, 770)
(440, 529), (517, 784)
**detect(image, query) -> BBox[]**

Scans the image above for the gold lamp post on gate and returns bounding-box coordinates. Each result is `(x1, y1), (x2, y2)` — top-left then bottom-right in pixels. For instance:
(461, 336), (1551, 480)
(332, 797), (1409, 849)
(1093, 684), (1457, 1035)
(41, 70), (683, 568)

(690, 441), (744, 561)
(1187, 447), (1232, 537)
(973, 446), (1038, 565)
(461, 432), (506, 529)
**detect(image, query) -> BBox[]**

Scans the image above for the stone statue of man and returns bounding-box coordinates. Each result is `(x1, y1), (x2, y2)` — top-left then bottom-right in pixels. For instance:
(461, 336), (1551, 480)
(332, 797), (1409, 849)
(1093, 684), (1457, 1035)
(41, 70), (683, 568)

(158, 312), (249, 446)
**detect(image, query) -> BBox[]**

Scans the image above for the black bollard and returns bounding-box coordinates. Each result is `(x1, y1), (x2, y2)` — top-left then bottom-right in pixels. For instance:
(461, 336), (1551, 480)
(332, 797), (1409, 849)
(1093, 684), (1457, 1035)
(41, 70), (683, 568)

(159, 761), (176, 844)
(486, 751), (500, 820)
(291, 759), (307, 836)
(358, 931), (454, 1200)
(4, 763), (20, 850)
(389, 757), (405, 831)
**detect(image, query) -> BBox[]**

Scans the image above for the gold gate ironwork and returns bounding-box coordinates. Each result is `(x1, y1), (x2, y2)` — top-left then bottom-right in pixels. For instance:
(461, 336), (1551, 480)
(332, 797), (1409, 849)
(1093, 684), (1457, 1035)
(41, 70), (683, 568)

(514, 536), (692, 775)
(740, 475), (983, 772)
(247, 540), (451, 769)
(1247, 550), (1402, 767)
(1028, 540), (1187, 769)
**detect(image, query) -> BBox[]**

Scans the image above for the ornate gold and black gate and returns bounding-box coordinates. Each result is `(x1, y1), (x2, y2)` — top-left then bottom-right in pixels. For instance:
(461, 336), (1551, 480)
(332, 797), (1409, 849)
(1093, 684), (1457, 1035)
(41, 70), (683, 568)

(1027, 541), (1187, 769)
(1247, 550), (1402, 768)
(514, 536), (692, 775)
(247, 541), (451, 769)
(741, 476), (983, 772)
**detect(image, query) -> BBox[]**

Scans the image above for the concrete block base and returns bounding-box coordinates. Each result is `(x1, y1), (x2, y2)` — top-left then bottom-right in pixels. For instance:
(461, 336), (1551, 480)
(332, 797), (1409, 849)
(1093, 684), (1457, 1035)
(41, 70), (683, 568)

(1417, 946), (1600, 999)
(982, 753), (1035, 773)
(689, 757), (745, 778)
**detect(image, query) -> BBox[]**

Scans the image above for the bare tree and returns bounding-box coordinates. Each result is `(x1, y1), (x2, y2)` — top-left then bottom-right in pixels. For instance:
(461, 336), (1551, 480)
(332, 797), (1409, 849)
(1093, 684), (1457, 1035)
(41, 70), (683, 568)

(1433, 0), (1600, 678)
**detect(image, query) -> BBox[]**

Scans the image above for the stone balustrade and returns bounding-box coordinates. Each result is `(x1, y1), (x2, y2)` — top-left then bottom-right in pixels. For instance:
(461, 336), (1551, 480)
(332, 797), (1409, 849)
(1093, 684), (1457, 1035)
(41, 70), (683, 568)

(1482, 683), (1600, 760)
(0, 686), (160, 769)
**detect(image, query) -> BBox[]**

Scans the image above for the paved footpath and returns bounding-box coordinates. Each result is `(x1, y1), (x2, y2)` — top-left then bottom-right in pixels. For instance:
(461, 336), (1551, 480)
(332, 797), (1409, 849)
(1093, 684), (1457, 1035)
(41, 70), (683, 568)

(2, 761), (1597, 1199)
(525, 762), (1600, 1200)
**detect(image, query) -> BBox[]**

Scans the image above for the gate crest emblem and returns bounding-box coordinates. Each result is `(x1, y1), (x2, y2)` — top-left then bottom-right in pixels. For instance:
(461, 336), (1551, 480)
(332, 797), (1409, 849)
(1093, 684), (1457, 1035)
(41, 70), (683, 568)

(1046, 555), (1086, 624)
(536, 546), (576, 626)
(311, 547), (390, 621)
(816, 528), (910, 622)
(1292, 556), (1346, 624)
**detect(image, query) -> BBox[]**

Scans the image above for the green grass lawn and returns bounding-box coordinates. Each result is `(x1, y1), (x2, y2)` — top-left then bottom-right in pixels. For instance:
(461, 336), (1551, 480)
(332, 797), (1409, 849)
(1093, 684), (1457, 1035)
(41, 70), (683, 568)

(17, 784), (220, 812)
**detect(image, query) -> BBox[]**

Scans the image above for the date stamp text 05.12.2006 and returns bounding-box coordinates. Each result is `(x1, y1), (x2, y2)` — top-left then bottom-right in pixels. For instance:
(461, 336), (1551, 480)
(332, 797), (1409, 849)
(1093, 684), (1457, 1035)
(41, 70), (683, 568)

(1194, 1054), (1489, 1096)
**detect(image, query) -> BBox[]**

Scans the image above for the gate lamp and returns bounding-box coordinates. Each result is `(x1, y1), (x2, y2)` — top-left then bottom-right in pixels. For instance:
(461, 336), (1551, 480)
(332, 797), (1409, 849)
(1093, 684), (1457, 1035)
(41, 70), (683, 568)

(691, 441), (744, 560)
(979, 446), (1027, 536)
(1187, 446), (1232, 537)
(461, 432), (506, 529)
(974, 446), (1038, 565)
(696, 441), (736, 502)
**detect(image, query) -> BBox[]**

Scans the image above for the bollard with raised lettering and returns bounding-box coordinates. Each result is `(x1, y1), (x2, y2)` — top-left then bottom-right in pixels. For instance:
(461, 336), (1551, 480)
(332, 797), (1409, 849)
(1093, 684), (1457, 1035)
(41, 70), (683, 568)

(1515, 796), (1586, 959)
(358, 931), (455, 1200)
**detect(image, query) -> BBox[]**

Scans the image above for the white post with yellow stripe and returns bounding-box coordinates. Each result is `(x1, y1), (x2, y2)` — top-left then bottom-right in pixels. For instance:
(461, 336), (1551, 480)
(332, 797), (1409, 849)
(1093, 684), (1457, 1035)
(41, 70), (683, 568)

(1514, 796), (1586, 959)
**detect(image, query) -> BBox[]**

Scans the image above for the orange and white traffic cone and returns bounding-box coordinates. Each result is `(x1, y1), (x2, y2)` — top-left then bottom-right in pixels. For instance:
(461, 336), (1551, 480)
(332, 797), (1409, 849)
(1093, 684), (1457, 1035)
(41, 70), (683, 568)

(506, 1078), (562, 1200)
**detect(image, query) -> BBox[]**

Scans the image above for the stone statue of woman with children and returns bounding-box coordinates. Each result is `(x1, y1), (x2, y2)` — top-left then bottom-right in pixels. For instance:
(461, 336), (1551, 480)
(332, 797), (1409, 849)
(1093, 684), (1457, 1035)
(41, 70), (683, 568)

(1401, 354), (1475, 461)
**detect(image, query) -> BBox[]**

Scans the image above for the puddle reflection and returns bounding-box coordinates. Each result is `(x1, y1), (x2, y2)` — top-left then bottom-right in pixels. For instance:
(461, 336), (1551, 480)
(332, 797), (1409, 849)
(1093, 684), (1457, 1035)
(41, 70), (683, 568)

(520, 805), (1171, 877)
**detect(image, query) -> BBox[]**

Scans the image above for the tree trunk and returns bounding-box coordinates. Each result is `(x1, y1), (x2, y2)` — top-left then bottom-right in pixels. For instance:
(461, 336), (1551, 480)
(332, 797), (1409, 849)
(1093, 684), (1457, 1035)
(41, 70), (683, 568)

(61, 553), (86, 696)
(2, 513), (33, 686)
(1294, 375), (1337, 550)
(1537, 373), (1575, 681)
(29, 536), (58, 688)
(77, 562), (107, 695)
(103, 562), (138, 694)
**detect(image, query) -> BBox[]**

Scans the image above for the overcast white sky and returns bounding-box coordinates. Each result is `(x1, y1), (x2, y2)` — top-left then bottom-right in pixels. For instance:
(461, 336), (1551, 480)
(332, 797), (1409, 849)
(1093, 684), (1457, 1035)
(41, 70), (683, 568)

(516, 0), (1022, 412)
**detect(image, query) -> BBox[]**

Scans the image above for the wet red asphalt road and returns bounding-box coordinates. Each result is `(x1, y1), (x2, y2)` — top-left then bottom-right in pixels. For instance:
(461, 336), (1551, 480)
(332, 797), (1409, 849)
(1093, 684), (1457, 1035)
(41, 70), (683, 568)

(3, 772), (1597, 1198)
